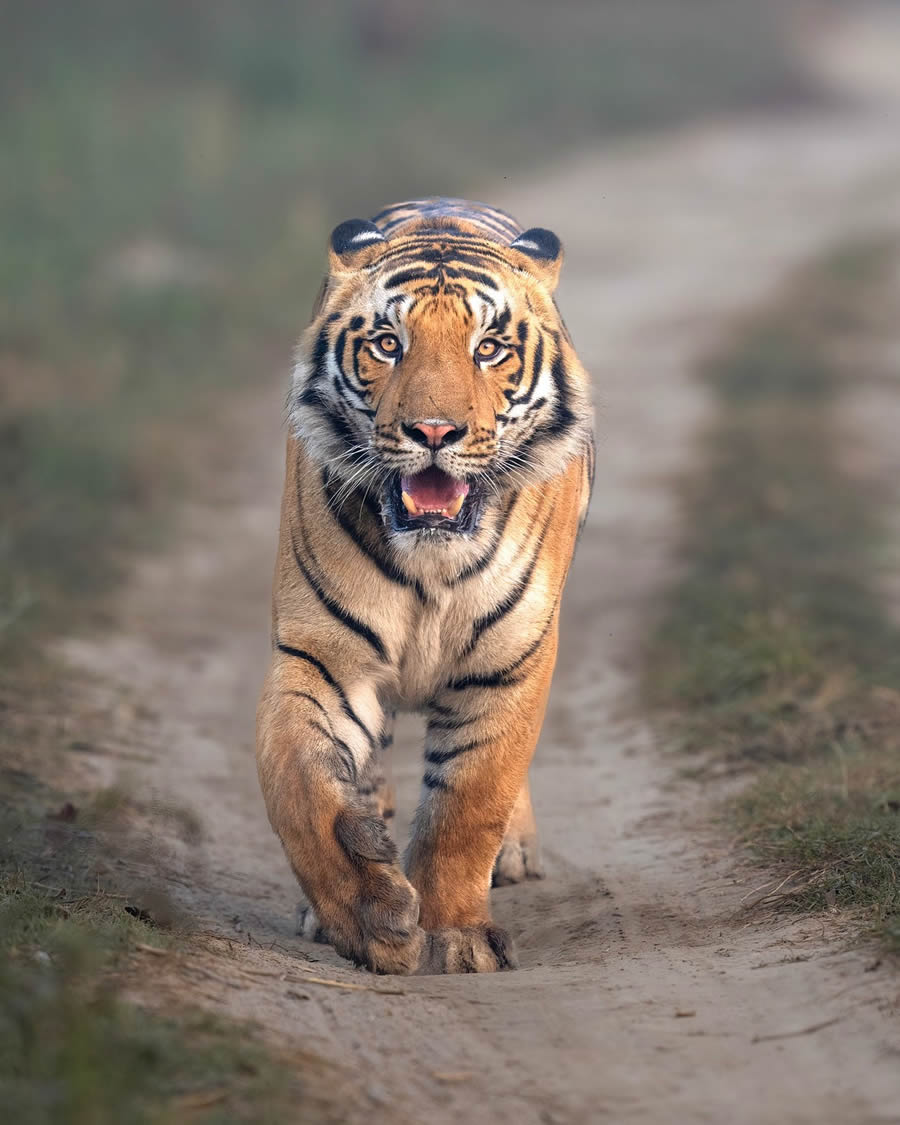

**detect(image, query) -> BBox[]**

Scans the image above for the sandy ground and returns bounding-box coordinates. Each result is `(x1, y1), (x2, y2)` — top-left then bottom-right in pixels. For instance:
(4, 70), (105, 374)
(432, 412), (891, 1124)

(60, 8), (900, 1123)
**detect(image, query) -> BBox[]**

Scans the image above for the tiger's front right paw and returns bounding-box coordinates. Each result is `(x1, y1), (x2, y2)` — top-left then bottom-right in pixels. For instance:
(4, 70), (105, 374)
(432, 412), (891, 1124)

(325, 868), (425, 975)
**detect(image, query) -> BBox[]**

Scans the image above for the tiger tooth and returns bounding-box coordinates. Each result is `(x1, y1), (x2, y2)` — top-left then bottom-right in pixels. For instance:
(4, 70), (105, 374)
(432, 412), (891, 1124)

(446, 493), (465, 518)
(401, 491), (418, 515)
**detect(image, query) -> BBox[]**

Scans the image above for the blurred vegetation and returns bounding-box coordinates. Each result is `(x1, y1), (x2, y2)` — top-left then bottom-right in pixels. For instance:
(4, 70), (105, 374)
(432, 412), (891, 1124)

(0, 902), (334, 1124)
(0, 2), (828, 1111)
(0, 770), (346, 1123)
(646, 241), (900, 950)
(0, 0), (813, 659)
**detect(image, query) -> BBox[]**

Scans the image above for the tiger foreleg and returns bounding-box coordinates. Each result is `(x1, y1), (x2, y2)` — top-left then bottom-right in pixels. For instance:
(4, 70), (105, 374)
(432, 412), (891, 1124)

(296, 711), (397, 944)
(257, 654), (423, 973)
(407, 648), (555, 973)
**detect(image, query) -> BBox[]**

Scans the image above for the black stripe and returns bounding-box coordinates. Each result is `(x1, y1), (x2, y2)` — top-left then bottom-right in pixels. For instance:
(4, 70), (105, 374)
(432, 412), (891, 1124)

(464, 509), (551, 653)
(446, 668), (524, 691)
(508, 342), (578, 456)
(447, 494), (518, 586)
(446, 598), (559, 692)
(364, 238), (516, 272)
(333, 368), (373, 413)
(350, 335), (375, 386)
(282, 690), (328, 716)
(322, 472), (428, 603)
(436, 247), (512, 270)
(547, 342), (576, 432)
(384, 268), (438, 289)
(425, 739), (484, 765)
(332, 325), (376, 405)
(427, 700), (459, 718)
(298, 386), (360, 449)
(290, 525), (388, 661)
(508, 332), (543, 406)
(516, 407), (576, 456)
(391, 245), (445, 264)
(275, 643), (375, 748)
(310, 720), (357, 784)
(423, 772), (451, 791)
(334, 327), (347, 373)
(308, 325), (331, 384)
(444, 266), (499, 289)
(426, 716), (473, 732)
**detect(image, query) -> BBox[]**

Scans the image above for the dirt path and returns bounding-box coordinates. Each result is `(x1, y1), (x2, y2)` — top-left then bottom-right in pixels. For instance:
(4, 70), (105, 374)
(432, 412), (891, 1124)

(61, 9), (900, 1123)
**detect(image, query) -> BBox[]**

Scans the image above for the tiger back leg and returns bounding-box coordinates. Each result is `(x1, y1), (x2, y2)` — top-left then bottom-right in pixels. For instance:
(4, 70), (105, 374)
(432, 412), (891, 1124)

(296, 712), (396, 943)
(258, 653), (423, 973)
(405, 641), (556, 973)
(492, 778), (545, 886)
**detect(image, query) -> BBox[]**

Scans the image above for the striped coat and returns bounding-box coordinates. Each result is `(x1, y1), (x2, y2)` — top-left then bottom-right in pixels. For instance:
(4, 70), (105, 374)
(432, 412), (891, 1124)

(257, 198), (594, 974)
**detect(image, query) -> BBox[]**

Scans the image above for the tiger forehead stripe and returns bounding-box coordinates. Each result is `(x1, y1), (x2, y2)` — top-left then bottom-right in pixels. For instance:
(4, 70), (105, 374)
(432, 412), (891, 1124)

(368, 238), (520, 271)
(383, 268), (440, 290)
(490, 307), (512, 334)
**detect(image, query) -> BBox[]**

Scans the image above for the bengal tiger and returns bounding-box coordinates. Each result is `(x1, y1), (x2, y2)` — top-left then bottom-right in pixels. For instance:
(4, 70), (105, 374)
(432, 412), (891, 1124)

(256, 197), (594, 974)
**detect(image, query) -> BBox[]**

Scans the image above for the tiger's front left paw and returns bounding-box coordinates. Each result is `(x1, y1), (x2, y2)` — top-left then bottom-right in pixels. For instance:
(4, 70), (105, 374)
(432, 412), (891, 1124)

(416, 924), (518, 975)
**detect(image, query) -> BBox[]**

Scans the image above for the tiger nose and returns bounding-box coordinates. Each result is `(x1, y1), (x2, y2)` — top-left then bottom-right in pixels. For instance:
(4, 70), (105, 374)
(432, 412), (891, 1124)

(402, 420), (468, 449)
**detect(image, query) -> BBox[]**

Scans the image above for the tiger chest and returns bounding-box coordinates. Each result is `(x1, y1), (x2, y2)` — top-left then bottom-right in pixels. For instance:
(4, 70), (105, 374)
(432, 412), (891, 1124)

(388, 586), (488, 708)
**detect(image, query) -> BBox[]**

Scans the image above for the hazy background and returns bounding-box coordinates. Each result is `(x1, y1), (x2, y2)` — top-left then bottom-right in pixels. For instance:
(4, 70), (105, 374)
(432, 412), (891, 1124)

(0, 0), (819, 659)
(6, 3), (900, 1120)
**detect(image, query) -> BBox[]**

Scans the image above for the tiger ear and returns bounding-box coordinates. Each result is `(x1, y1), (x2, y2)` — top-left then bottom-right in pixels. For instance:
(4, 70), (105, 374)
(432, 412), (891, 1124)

(510, 228), (563, 292)
(328, 219), (387, 273)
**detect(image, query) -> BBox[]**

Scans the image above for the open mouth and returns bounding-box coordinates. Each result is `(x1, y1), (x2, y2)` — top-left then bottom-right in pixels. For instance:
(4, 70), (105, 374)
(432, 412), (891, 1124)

(387, 466), (482, 534)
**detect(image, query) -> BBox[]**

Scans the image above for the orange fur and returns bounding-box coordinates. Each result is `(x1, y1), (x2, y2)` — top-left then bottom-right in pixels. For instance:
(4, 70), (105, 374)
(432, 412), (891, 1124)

(257, 198), (593, 974)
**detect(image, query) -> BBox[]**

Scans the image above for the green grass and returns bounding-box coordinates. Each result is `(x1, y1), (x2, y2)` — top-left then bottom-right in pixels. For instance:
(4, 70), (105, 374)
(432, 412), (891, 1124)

(645, 241), (900, 949)
(0, 895), (334, 1124)
(735, 756), (900, 950)
(0, 0), (814, 660)
(0, 777), (343, 1123)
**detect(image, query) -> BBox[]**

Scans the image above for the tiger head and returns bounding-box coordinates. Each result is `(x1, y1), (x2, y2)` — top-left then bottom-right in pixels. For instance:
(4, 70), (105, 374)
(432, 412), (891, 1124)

(291, 206), (592, 547)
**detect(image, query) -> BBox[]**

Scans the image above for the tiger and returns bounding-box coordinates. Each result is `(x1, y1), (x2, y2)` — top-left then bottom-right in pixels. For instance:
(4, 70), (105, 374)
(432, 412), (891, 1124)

(256, 197), (594, 975)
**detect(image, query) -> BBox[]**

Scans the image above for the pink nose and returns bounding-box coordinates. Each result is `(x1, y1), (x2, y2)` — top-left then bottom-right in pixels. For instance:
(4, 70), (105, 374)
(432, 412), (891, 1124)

(411, 421), (458, 448)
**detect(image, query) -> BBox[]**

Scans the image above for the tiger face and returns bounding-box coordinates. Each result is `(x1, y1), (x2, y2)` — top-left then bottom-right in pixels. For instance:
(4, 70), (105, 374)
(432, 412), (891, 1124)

(292, 214), (591, 546)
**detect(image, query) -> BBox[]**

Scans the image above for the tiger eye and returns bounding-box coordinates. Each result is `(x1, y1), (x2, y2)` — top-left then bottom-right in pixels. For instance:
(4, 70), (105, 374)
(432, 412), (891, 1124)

(477, 339), (502, 360)
(375, 333), (400, 355)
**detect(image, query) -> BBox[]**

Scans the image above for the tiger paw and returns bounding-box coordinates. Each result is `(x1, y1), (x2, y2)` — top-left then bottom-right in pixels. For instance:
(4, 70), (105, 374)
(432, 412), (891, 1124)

(416, 924), (518, 974)
(295, 904), (330, 944)
(491, 838), (545, 886)
(323, 867), (425, 975)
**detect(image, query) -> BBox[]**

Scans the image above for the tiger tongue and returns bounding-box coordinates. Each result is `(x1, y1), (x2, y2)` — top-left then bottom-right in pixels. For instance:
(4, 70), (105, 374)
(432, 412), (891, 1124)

(401, 466), (469, 514)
